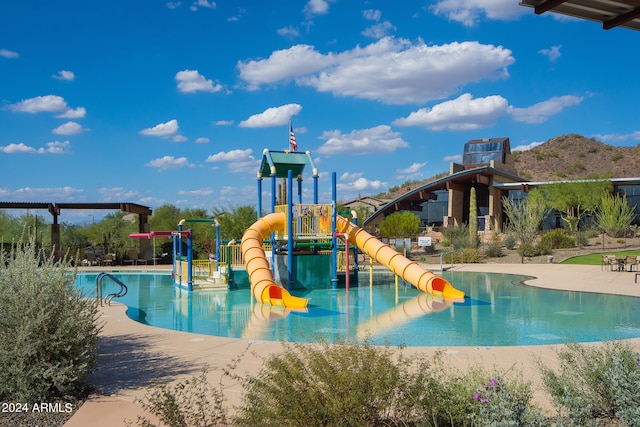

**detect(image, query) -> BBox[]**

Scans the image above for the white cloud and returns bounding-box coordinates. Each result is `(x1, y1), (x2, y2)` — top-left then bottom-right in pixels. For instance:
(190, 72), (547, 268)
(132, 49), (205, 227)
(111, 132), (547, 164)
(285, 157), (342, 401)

(394, 93), (508, 131)
(395, 162), (426, 180)
(175, 69), (222, 93)
(317, 125), (408, 155)
(363, 9), (382, 21)
(539, 45), (562, 62)
(172, 134), (188, 142)
(277, 26), (300, 38)
(178, 187), (214, 196)
(145, 155), (192, 170)
(98, 187), (141, 201)
(508, 95), (583, 124)
(140, 119), (179, 137)
(443, 154), (463, 163)
(239, 104), (302, 128)
(190, 0), (215, 11)
(52, 70), (75, 80)
(592, 131), (640, 143)
(430, 0), (525, 26)
(166, 2), (181, 9)
(10, 186), (83, 201)
(238, 37), (514, 104)
(362, 21), (396, 38)
(0, 140), (71, 154)
(0, 49), (19, 59)
(337, 176), (387, 196)
(57, 107), (86, 119)
(205, 148), (258, 173)
(195, 137), (210, 143)
(303, 0), (329, 17)
(52, 121), (87, 135)
(214, 120), (233, 126)
(512, 141), (545, 152)
(7, 95), (85, 118)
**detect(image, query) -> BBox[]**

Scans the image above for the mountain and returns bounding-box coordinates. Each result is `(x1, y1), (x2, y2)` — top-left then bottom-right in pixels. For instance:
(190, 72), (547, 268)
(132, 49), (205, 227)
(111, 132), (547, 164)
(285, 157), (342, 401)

(512, 134), (640, 182)
(378, 134), (640, 200)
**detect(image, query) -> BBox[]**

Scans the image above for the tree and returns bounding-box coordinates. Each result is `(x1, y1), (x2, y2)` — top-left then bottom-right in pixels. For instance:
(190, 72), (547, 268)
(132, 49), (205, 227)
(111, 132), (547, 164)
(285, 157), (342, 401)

(212, 205), (258, 240)
(379, 211), (420, 256)
(502, 189), (549, 245)
(596, 193), (636, 238)
(540, 180), (612, 232)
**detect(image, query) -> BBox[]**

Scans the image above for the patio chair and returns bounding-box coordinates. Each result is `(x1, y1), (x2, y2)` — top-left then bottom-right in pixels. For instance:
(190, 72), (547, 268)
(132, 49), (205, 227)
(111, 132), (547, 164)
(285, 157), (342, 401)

(606, 256), (620, 271)
(101, 253), (116, 266)
(626, 255), (638, 272)
(124, 249), (146, 265)
(601, 255), (610, 271)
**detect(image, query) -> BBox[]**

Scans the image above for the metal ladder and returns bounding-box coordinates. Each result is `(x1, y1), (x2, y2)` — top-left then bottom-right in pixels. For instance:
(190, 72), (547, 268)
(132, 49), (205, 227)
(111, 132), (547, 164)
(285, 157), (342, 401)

(95, 272), (128, 306)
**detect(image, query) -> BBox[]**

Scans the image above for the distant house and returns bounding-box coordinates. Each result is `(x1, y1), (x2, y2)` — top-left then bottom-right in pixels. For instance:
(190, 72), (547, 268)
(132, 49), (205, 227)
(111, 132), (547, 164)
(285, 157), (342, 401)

(343, 196), (390, 215)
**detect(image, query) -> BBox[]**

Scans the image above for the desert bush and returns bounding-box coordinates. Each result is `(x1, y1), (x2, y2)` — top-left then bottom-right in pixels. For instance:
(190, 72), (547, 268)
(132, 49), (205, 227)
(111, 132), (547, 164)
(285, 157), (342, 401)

(539, 229), (576, 250)
(538, 341), (640, 425)
(597, 193), (636, 238)
(484, 241), (504, 258)
(235, 340), (542, 427)
(503, 234), (517, 250)
(0, 239), (101, 402)
(131, 367), (229, 427)
(517, 243), (540, 258)
(443, 247), (483, 263)
(442, 224), (469, 242)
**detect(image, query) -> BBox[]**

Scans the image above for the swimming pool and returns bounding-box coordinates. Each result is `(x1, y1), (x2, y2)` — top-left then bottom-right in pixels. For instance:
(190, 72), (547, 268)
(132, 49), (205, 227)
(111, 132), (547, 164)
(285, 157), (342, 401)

(76, 271), (640, 347)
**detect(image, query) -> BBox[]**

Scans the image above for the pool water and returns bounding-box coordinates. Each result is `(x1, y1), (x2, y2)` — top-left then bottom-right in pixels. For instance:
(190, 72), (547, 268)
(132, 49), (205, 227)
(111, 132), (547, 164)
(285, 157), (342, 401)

(76, 271), (640, 347)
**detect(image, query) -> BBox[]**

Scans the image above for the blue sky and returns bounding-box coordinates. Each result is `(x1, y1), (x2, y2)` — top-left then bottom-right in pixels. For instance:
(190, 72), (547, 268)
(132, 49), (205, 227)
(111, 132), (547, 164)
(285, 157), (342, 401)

(1, 1), (639, 224)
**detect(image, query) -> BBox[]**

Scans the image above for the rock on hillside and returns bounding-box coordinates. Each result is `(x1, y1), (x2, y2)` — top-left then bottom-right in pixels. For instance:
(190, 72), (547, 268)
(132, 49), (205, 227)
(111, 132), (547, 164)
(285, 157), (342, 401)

(513, 134), (640, 182)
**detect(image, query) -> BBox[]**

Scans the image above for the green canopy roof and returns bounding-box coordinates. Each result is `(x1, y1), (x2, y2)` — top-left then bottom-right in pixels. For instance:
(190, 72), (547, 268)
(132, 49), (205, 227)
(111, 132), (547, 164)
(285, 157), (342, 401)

(258, 149), (318, 178)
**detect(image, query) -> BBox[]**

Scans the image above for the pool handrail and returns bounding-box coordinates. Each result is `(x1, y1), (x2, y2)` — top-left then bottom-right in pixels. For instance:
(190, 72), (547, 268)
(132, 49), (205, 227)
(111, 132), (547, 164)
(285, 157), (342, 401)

(440, 249), (464, 272)
(95, 272), (128, 306)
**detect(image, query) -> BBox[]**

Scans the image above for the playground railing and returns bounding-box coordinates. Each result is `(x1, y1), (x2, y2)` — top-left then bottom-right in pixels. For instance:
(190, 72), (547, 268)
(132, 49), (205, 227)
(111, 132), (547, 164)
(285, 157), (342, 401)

(192, 260), (213, 278)
(274, 203), (333, 238)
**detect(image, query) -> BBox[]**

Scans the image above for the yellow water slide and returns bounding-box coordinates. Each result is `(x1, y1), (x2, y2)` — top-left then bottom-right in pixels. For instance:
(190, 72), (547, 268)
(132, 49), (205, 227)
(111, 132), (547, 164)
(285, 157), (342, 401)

(335, 216), (465, 299)
(241, 212), (308, 309)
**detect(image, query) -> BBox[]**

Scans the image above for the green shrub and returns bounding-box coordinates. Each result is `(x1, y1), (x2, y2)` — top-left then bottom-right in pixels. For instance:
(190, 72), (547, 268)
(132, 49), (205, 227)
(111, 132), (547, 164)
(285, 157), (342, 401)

(539, 229), (576, 250)
(132, 367), (229, 427)
(538, 341), (640, 425)
(0, 240), (101, 402)
(503, 234), (516, 250)
(235, 340), (408, 427)
(484, 241), (504, 258)
(234, 340), (542, 427)
(443, 248), (483, 263)
(442, 224), (468, 242)
(517, 243), (540, 257)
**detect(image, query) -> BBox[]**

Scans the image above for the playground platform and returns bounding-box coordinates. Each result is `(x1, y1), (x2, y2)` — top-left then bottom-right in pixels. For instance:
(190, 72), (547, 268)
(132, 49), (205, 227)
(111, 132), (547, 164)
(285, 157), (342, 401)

(64, 263), (640, 426)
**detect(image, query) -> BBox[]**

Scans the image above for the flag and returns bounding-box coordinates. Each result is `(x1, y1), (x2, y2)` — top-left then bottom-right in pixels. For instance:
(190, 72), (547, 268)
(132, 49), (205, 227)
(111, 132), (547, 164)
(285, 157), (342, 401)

(289, 123), (298, 151)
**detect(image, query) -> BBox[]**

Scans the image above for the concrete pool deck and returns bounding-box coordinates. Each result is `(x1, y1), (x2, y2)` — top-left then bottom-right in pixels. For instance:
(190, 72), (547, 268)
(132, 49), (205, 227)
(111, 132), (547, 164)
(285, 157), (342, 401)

(64, 263), (640, 426)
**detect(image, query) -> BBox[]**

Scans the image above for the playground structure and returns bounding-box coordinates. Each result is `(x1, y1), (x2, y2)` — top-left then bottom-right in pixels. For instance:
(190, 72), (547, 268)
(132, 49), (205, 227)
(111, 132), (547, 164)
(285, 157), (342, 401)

(240, 149), (465, 308)
(129, 148), (464, 304)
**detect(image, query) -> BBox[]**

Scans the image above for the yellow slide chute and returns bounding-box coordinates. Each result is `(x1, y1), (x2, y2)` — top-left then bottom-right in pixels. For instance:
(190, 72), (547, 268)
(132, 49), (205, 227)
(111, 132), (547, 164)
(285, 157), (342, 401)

(240, 213), (308, 309)
(336, 216), (464, 299)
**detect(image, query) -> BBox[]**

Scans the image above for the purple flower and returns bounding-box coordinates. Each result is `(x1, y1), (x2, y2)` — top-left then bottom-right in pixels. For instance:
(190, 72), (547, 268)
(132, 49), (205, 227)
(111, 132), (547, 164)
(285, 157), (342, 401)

(473, 392), (480, 401)
(489, 378), (498, 387)
(637, 356), (640, 366)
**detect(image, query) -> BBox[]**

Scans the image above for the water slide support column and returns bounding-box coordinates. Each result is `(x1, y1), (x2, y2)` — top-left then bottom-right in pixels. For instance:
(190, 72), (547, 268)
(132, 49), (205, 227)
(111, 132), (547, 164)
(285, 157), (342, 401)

(287, 169), (294, 288)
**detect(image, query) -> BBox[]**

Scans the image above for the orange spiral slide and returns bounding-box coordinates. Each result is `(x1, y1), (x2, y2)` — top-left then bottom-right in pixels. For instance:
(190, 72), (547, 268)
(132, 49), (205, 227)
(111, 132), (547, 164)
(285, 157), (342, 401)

(336, 216), (465, 299)
(241, 212), (308, 309)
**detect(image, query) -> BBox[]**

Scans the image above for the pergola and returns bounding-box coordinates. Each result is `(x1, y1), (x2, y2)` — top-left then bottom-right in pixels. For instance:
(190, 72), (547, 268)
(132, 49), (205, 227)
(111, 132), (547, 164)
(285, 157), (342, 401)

(520, 0), (640, 31)
(0, 202), (153, 254)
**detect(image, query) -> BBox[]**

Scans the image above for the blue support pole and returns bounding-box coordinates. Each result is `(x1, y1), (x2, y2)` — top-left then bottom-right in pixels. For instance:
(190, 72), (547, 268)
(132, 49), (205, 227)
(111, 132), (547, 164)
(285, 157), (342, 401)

(331, 172), (338, 288)
(313, 175), (318, 204)
(297, 175), (302, 205)
(287, 169), (294, 288)
(178, 222), (183, 287)
(171, 232), (177, 283)
(257, 176), (262, 219)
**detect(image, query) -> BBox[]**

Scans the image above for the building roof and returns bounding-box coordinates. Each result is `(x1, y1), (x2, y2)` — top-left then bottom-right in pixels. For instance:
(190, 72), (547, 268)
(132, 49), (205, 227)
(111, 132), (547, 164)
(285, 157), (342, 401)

(363, 166), (526, 226)
(520, 0), (640, 31)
